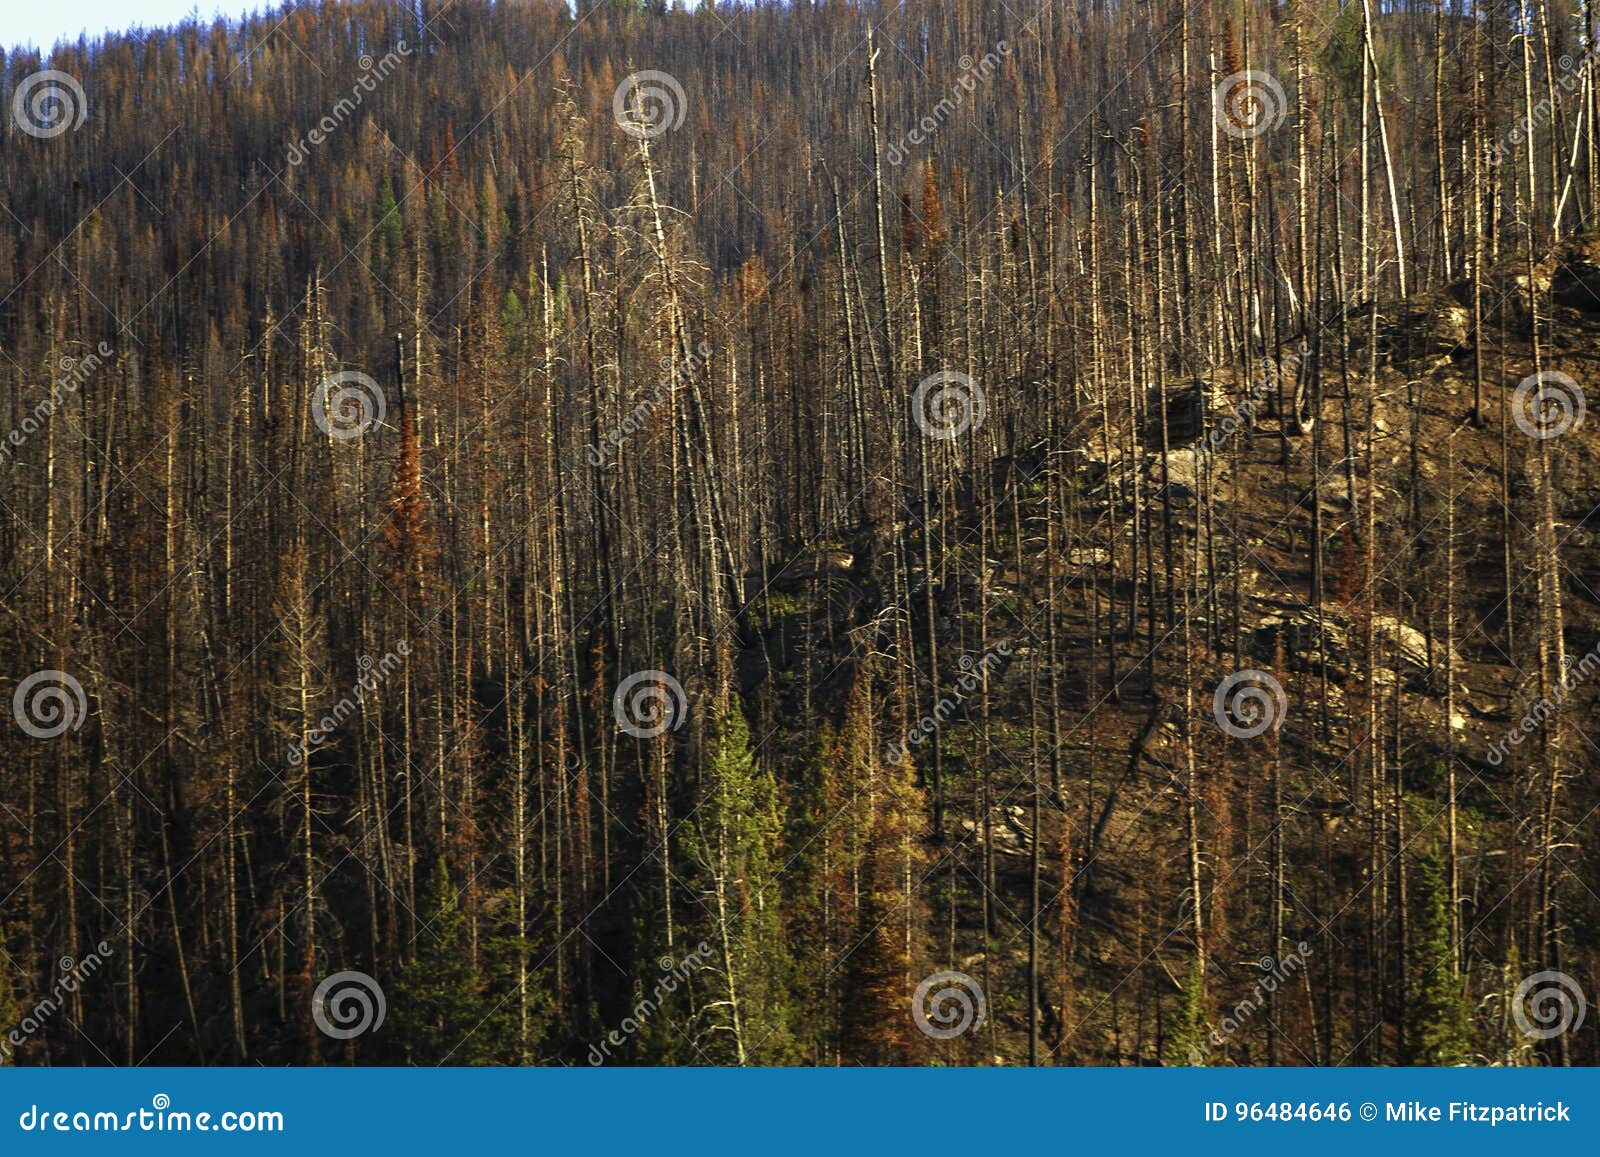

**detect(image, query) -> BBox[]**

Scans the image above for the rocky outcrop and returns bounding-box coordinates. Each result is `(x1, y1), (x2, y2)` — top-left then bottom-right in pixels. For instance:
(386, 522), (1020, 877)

(1552, 235), (1600, 313)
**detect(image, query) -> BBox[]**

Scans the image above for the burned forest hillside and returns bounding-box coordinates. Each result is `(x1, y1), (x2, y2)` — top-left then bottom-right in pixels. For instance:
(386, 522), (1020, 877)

(0, 0), (1597, 1067)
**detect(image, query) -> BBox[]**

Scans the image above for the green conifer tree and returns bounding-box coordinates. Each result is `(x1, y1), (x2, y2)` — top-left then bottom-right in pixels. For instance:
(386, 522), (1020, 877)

(1405, 856), (1474, 1064)
(1168, 964), (1210, 1066)
(684, 702), (798, 1064)
(395, 858), (505, 1064)
(785, 728), (839, 1063)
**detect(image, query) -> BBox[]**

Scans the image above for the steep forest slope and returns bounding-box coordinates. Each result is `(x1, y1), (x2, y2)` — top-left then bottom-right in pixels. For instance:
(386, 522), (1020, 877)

(0, 0), (1596, 1066)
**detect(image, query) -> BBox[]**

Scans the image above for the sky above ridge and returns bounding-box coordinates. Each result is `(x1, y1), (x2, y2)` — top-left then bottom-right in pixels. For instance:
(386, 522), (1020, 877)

(6, 2), (270, 52)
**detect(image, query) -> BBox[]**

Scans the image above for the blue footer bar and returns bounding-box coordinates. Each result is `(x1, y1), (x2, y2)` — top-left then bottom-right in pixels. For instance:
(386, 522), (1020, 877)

(2, 1068), (1596, 1153)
